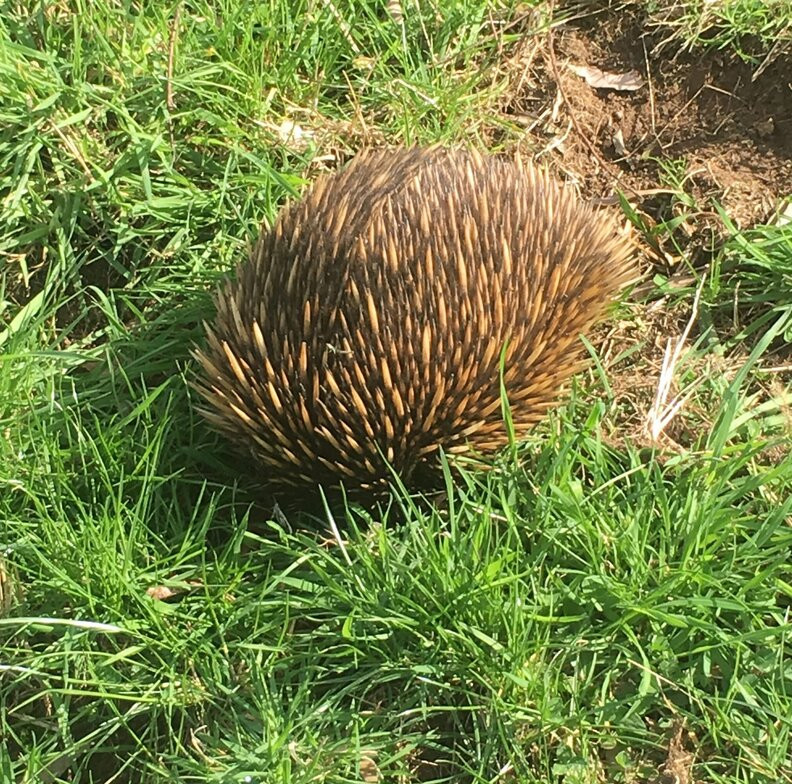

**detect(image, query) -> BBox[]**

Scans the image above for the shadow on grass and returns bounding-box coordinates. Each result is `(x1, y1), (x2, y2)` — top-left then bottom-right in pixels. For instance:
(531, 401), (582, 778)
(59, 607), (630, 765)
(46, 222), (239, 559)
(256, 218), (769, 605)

(52, 284), (420, 541)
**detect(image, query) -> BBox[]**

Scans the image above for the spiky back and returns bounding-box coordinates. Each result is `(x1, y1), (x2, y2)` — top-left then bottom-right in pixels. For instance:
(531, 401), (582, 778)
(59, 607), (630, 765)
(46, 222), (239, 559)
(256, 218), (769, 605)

(193, 147), (634, 490)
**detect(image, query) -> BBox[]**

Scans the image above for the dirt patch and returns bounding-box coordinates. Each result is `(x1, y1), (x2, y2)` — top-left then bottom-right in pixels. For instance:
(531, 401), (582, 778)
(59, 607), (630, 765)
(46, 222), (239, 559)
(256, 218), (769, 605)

(658, 720), (696, 784)
(486, 5), (792, 454)
(498, 5), (792, 251)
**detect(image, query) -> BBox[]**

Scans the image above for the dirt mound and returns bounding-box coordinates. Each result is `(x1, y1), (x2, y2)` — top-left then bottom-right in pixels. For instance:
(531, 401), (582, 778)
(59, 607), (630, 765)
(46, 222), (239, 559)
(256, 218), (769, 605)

(501, 6), (791, 240)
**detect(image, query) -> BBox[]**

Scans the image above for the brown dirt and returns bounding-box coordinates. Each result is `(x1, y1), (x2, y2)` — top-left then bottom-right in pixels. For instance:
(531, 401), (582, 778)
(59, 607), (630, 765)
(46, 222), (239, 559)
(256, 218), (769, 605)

(658, 720), (696, 784)
(497, 5), (791, 260)
(485, 5), (792, 456)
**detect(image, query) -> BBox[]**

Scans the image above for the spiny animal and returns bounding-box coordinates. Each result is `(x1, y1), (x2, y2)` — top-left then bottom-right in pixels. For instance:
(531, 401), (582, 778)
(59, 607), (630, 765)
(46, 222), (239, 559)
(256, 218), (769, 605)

(193, 146), (635, 493)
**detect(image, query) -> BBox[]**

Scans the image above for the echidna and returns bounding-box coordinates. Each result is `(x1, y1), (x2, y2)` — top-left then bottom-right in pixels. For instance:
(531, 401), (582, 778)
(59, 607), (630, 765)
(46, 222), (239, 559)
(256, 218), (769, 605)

(193, 147), (634, 492)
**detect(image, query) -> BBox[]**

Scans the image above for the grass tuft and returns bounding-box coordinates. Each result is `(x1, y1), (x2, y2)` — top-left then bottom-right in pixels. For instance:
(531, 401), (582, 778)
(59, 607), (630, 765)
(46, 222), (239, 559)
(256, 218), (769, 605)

(2, 1), (791, 782)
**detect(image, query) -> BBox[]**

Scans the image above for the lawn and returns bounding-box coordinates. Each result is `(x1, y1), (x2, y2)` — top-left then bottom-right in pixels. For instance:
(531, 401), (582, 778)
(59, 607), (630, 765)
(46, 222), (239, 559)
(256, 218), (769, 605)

(1, 1), (791, 782)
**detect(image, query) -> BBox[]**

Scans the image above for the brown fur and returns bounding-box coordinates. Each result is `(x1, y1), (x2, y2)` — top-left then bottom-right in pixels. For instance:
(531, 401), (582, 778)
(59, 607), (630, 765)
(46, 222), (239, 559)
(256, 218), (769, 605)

(193, 147), (635, 490)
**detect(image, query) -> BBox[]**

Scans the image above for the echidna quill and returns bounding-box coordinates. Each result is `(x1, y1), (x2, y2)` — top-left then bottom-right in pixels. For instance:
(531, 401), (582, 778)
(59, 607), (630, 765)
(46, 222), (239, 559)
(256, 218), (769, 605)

(193, 147), (635, 492)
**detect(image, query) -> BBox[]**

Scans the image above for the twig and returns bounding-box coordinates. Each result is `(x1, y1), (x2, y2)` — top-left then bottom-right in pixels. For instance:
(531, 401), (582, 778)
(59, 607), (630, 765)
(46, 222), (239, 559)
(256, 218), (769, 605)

(166, 3), (182, 111)
(642, 37), (657, 141)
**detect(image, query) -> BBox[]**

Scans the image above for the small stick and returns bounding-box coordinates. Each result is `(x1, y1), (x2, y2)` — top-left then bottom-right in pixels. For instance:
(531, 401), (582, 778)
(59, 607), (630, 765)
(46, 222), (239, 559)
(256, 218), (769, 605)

(166, 3), (182, 111)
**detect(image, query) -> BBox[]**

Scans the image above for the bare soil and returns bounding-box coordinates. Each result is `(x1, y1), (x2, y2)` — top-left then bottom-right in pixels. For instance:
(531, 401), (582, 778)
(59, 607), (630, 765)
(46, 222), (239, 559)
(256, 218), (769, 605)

(488, 5), (792, 455)
(501, 6), (791, 234)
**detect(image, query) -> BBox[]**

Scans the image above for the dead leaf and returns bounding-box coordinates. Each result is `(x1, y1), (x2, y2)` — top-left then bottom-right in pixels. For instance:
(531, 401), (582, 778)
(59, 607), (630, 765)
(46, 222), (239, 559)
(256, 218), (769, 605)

(360, 752), (380, 783)
(146, 577), (205, 601)
(568, 63), (644, 92)
(0, 556), (21, 617)
(386, 0), (403, 24)
(147, 585), (179, 600)
(612, 127), (627, 157)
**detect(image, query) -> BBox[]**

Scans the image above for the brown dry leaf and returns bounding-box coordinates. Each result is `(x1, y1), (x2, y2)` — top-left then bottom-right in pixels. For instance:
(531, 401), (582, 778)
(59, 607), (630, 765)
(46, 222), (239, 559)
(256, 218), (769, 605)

(147, 579), (204, 601)
(386, 0), (404, 24)
(568, 63), (644, 91)
(612, 127), (628, 157)
(0, 556), (20, 617)
(146, 585), (179, 600)
(360, 752), (380, 783)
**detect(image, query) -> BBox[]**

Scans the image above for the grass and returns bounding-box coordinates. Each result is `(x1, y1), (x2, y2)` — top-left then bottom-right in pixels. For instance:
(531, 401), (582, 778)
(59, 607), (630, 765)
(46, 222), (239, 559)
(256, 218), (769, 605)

(1, 1), (791, 782)
(645, 0), (792, 64)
